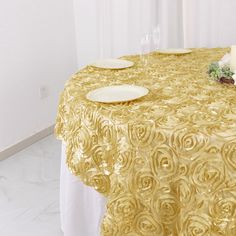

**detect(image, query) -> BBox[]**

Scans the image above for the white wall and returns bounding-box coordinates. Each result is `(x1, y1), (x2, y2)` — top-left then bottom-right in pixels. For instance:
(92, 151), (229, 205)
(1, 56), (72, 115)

(183, 0), (236, 47)
(0, 0), (77, 151)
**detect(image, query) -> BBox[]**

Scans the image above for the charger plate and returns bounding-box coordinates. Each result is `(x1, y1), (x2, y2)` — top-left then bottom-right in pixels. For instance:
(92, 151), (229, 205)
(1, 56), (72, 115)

(156, 48), (192, 55)
(91, 59), (134, 69)
(86, 85), (149, 103)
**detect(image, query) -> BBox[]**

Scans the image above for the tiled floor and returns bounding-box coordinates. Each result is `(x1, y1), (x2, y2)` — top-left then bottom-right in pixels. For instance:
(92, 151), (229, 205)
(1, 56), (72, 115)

(0, 135), (63, 236)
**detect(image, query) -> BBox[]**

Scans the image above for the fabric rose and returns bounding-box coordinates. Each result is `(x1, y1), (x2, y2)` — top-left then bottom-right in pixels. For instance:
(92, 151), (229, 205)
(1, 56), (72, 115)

(90, 174), (110, 195)
(101, 216), (118, 236)
(119, 223), (133, 235)
(109, 195), (140, 221)
(190, 157), (225, 193)
(172, 177), (195, 205)
(150, 145), (178, 179)
(222, 140), (236, 171)
(209, 188), (236, 220)
(81, 106), (102, 129)
(171, 128), (209, 160)
(128, 121), (155, 148)
(76, 155), (92, 177)
(134, 212), (164, 236)
(155, 130), (167, 145)
(98, 120), (117, 147)
(152, 193), (180, 224)
(131, 171), (158, 197)
(115, 151), (134, 174)
(182, 213), (212, 236)
(90, 145), (104, 167)
(78, 126), (95, 154)
(90, 144), (115, 175)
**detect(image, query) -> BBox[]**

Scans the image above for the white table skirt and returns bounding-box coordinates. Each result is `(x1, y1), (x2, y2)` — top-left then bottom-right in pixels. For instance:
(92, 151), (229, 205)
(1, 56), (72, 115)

(60, 143), (106, 236)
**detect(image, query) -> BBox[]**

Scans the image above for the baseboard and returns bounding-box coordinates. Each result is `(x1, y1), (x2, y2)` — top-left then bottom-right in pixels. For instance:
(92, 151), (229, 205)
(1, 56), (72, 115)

(0, 125), (55, 161)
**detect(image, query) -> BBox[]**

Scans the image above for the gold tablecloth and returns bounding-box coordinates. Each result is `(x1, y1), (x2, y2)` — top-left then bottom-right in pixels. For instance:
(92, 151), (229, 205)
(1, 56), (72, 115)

(55, 48), (236, 236)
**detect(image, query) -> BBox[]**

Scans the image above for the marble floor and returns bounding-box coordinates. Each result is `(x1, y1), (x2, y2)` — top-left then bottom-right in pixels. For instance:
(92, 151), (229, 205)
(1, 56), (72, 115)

(0, 135), (63, 236)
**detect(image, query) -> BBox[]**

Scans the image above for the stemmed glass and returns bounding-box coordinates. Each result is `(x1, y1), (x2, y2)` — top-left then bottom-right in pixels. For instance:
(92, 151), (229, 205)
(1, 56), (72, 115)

(140, 24), (161, 73)
(152, 24), (161, 51)
(140, 33), (152, 68)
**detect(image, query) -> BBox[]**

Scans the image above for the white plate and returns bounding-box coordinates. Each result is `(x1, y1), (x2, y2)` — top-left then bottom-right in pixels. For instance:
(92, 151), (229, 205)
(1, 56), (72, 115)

(156, 48), (192, 55)
(86, 85), (149, 103)
(91, 59), (134, 69)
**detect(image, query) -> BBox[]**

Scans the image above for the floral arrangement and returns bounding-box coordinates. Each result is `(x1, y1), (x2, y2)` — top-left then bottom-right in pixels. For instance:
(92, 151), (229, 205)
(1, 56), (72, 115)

(208, 53), (236, 85)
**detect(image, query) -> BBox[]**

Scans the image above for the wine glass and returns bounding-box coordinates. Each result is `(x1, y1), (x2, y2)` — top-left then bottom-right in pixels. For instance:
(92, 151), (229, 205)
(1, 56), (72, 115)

(140, 33), (152, 67)
(152, 24), (161, 51)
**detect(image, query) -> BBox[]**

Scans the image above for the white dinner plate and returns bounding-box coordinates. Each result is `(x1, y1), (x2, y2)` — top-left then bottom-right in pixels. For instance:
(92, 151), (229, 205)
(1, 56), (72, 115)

(86, 85), (149, 103)
(156, 48), (192, 55)
(91, 59), (134, 69)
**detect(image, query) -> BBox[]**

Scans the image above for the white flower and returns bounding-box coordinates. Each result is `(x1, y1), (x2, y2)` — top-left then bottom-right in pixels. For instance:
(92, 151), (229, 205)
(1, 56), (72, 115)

(232, 71), (236, 85)
(218, 53), (231, 68)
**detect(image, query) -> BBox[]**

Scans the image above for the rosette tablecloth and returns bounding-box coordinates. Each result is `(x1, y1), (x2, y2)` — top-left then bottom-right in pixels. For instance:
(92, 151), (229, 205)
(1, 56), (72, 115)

(55, 48), (236, 236)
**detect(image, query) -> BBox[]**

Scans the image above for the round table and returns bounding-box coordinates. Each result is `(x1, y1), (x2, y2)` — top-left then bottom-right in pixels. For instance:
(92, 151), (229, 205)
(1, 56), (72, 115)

(56, 48), (236, 236)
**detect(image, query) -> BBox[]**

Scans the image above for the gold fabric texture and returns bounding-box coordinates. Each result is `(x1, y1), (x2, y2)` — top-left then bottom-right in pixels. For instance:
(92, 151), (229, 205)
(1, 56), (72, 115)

(55, 48), (236, 236)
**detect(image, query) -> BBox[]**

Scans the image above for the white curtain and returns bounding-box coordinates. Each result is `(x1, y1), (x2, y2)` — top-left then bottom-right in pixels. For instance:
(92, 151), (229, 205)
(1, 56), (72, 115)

(183, 0), (236, 48)
(73, 0), (236, 68)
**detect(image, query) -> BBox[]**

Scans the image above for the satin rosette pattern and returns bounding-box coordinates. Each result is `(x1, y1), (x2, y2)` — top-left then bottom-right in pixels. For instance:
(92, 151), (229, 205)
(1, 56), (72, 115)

(56, 48), (236, 235)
